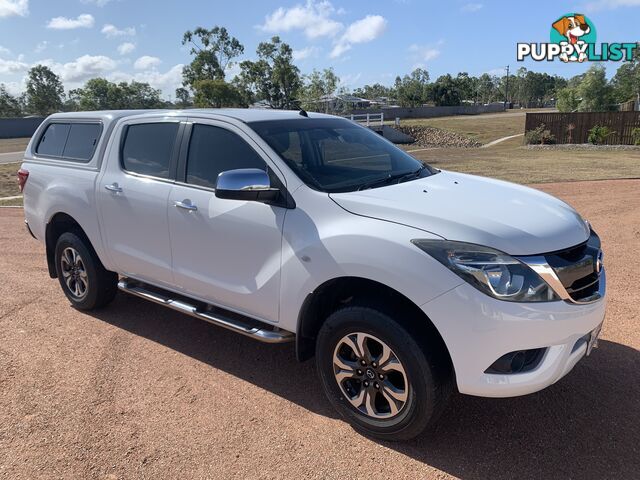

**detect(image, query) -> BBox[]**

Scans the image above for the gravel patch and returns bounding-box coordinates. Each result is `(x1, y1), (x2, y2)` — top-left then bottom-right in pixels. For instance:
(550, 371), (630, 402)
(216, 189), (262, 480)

(397, 125), (482, 148)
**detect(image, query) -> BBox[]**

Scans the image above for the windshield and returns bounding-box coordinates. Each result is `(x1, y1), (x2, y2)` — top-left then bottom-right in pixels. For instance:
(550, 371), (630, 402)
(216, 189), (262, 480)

(250, 117), (436, 193)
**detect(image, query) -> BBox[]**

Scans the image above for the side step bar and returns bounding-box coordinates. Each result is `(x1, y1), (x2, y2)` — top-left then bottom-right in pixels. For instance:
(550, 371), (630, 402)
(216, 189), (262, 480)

(117, 279), (294, 344)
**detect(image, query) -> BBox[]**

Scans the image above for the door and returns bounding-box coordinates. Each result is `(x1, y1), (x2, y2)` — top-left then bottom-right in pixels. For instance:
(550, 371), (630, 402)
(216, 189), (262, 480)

(167, 121), (286, 323)
(98, 118), (183, 287)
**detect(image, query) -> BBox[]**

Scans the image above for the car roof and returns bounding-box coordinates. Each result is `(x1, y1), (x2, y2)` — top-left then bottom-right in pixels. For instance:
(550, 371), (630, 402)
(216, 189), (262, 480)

(47, 108), (337, 124)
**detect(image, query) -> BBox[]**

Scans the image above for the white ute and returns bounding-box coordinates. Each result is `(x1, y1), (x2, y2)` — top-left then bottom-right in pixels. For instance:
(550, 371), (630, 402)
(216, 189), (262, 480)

(20, 109), (606, 440)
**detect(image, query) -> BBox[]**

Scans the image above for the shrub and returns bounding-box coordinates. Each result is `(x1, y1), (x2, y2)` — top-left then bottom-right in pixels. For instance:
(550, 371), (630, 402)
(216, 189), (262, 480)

(587, 125), (615, 145)
(525, 124), (556, 145)
(631, 127), (640, 146)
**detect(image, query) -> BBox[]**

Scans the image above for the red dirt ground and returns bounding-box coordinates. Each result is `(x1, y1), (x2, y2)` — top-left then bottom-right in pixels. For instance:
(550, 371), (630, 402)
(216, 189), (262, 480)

(1, 179), (638, 480)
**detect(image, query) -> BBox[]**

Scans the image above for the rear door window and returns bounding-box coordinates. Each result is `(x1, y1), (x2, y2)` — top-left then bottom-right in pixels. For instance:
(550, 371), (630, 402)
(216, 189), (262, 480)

(121, 123), (180, 179)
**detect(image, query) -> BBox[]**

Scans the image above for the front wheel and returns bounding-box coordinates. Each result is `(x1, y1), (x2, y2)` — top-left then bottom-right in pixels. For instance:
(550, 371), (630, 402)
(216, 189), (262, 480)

(316, 305), (451, 441)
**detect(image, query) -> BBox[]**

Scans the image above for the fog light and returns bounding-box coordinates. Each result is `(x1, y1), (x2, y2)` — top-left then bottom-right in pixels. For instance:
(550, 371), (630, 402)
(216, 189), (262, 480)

(485, 348), (546, 374)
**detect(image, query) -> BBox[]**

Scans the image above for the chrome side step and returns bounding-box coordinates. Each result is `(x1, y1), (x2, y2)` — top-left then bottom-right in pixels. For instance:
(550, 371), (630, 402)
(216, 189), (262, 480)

(117, 279), (294, 344)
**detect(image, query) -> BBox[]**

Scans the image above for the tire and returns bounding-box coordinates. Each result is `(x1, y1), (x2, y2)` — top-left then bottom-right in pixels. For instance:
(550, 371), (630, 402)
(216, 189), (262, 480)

(316, 305), (451, 441)
(54, 231), (118, 310)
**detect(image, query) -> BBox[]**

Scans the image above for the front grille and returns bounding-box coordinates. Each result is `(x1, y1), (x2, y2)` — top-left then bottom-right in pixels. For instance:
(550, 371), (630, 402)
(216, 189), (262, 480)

(545, 230), (602, 302)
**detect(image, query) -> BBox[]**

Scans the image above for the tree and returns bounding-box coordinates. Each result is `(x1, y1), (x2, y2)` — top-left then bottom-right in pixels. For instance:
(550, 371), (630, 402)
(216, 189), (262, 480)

(175, 87), (192, 108)
(0, 84), (23, 117)
(394, 68), (429, 107)
(352, 83), (395, 101)
(193, 79), (244, 108)
(182, 26), (244, 90)
(122, 81), (166, 109)
(556, 87), (580, 112)
(71, 78), (164, 110)
(509, 70), (566, 107)
(25, 65), (64, 115)
(299, 68), (339, 112)
(577, 65), (615, 111)
(431, 74), (462, 106)
(238, 36), (302, 109)
(611, 49), (640, 103)
(455, 72), (478, 103)
(476, 73), (498, 104)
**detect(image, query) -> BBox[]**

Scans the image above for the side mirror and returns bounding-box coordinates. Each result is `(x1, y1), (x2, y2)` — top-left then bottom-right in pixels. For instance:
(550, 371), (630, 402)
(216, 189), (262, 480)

(215, 168), (280, 202)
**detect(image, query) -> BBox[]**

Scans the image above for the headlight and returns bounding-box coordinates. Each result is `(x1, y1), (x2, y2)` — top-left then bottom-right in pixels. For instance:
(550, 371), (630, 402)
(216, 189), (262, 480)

(412, 239), (559, 302)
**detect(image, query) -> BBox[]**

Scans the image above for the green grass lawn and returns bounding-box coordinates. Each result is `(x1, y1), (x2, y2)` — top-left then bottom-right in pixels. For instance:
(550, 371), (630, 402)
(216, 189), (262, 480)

(0, 137), (30, 154)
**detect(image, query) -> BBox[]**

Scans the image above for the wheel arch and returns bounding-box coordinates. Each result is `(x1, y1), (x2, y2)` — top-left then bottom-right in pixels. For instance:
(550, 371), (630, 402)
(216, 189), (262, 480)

(295, 276), (453, 375)
(45, 212), (100, 278)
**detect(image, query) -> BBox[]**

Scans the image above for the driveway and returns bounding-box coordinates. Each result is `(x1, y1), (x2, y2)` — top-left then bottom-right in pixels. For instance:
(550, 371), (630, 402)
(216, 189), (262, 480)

(0, 179), (638, 479)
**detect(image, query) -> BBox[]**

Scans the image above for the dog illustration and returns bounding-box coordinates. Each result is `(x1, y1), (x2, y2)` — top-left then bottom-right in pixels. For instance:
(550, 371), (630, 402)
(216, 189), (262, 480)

(552, 14), (591, 62)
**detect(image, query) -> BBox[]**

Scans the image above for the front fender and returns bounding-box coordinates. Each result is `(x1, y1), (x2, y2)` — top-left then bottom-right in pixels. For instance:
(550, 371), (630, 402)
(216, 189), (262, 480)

(278, 188), (463, 332)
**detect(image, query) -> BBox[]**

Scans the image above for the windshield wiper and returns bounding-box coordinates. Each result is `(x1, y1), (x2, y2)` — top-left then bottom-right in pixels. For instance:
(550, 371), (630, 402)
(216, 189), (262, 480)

(357, 165), (427, 191)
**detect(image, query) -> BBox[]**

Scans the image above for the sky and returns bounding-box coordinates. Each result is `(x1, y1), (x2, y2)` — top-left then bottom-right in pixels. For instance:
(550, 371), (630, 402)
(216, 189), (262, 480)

(0, 0), (639, 99)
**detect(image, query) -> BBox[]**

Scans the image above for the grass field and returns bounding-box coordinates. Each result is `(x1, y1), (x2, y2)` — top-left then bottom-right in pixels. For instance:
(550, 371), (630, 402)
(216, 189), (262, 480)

(0, 197), (22, 206)
(400, 114), (525, 144)
(0, 137), (29, 153)
(0, 162), (20, 198)
(410, 136), (640, 184)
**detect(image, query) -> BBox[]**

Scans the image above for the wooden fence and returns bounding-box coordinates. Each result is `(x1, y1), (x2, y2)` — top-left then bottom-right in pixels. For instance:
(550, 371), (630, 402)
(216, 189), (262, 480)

(525, 111), (640, 145)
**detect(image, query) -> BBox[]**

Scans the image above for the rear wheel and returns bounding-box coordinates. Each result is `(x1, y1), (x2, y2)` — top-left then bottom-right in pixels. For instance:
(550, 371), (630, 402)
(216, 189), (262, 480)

(55, 231), (118, 310)
(316, 305), (451, 441)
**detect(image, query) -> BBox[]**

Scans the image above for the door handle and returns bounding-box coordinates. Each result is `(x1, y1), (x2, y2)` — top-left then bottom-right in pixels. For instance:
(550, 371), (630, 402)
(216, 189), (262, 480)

(174, 200), (198, 212)
(104, 183), (123, 193)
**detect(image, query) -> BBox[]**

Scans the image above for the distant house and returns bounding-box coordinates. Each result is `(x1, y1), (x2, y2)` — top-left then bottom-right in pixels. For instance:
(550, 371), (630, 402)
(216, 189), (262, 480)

(310, 94), (371, 112)
(249, 99), (272, 109)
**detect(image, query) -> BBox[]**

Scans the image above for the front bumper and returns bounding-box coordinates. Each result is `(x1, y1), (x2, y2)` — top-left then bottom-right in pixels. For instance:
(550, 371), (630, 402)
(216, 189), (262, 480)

(422, 269), (606, 397)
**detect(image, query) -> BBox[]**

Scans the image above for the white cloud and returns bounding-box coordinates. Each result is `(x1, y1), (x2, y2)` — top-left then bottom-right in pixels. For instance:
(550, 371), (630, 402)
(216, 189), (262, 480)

(117, 42), (136, 55)
(0, 45), (11, 55)
(260, 0), (343, 38)
(34, 41), (49, 53)
(293, 46), (320, 61)
(409, 43), (442, 68)
(461, 3), (483, 12)
(585, 0), (640, 9)
(0, 57), (29, 74)
(81, 0), (115, 5)
(3, 81), (24, 96)
(225, 63), (241, 81)
(0, 0), (28, 18)
(330, 15), (387, 58)
(339, 72), (362, 87)
(47, 13), (94, 30)
(109, 64), (184, 97)
(483, 67), (507, 76)
(134, 55), (161, 70)
(41, 54), (118, 84)
(101, 23), (136, 38)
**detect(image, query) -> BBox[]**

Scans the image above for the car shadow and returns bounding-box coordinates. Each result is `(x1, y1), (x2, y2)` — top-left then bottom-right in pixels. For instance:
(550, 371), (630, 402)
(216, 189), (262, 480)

(90, 294), (640, 479)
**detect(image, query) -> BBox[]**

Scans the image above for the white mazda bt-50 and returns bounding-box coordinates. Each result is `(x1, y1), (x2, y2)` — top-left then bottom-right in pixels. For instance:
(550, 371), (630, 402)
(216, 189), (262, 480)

(19, 109), (606, 440)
